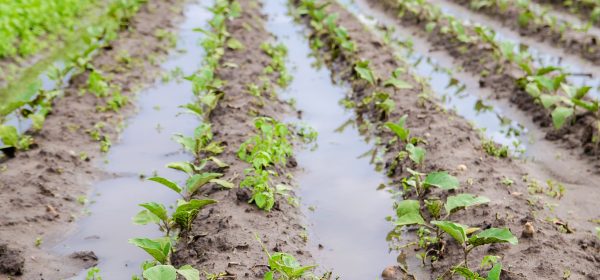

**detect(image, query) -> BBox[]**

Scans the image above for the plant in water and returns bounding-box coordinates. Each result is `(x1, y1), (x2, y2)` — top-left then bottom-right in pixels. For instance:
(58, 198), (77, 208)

(258, 235), (316, 280)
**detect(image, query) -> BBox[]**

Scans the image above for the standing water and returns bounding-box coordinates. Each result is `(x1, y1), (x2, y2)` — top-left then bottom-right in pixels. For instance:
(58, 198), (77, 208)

(263, 0), (399, 278)
(52, 2), (212, 278)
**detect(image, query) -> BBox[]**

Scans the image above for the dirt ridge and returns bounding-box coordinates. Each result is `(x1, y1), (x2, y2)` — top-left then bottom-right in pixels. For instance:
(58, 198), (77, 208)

(171, 1), (313, 278)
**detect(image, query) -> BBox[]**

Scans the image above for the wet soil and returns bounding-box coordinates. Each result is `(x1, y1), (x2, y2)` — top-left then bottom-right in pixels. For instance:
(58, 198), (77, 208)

(0, 0), (187, 278)
(293, 0), (600, 278)
(171, 1), (313, 278)
(365, 0), (600, 170)
(533, 0), (600, 29)
(448, 0), (600, 65)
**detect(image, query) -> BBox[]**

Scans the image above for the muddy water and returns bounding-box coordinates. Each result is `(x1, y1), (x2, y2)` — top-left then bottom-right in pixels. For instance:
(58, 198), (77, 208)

(427, 0), (600, 96)
(263, 1), (399, 278)
(52, 3), (210, 279)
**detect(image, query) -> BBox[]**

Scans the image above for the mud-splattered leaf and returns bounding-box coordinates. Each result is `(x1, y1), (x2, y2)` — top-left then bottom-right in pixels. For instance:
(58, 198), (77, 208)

(452, 266), (484, 280)
(431, 220), (468, 245)
(468, 228), (518, 246)
(539, 94), (560, 109)
(173, 199), (216, 230)
(149, 176), (182, 194)
(226, 38), (244, 50)
(394, 200), (425, 226)
(445, 194), (490, 214)
(424, 172), (459, 190)
(209, 178), (234, 189)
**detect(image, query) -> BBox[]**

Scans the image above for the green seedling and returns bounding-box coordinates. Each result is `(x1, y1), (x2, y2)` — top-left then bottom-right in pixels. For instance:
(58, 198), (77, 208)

(141, 264), (200, 280)
(86, 267), (102, 280)
(257, 235), (316, 280)
(354, 60), (377, 85)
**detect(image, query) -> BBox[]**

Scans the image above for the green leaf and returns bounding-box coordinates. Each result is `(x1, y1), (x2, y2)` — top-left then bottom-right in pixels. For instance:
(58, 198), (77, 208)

(424, 172), (459, 190)
(539, 94), (560, 109)
(186, 173), (222, 194)
(385, 122), (410, 142)
(133, 209), (161, 225)
(143, 265), (177, 280)
(394, 200), (425, 226)
(0, 125), (19, 147)
(148, 176), (182, 194)
(172, 199), (217, 229)
(172, 134), (197, 154)
(406, 143), (425, 165)
(354, 60), (376, 85)
(452, 266), (484, 280)
(166, 162), (195, 176)
(525, 82), (541, 98)
(445, 194), (490, 214)
(209, 178), (234, 189)
(129, 237), (171, 264)
(551, 106), (573, 129)
(468, 228), (518, 246)
(226, 38), (244, 50)
(383, 77), (413, 89)
(487, 262), (502, 280)
(268, 253), (316, 277)
(139, 202), (168, 221)
(431, 220), (468, 245)
(176, 265), (200, 280)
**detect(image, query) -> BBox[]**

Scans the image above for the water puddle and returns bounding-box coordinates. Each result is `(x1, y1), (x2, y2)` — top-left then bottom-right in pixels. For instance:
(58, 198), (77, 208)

(263, 0), (399, 278)
(426, 0), (600, 96)
(52, 2), (210, 278)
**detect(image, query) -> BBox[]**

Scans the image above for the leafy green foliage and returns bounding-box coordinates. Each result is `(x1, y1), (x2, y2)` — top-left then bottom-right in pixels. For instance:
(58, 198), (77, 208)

(445, 194), (490, 214)
(354, 60), (377, 85)
(264, 253), (316, 280)
(142, 264), (200, 280)
(394, 200), (425, 226)
(129, 237), (172, 264)
(424, 172), (459, 190)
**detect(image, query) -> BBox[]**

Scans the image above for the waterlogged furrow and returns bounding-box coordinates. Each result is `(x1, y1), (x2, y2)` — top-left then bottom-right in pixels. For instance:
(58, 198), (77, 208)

(533, 0), (600, 28)
(263, 0), (400, 278)
(363, 0), (600, 166)
(0, 0), (188, 278)
(447, 0), (600, 65)
(291, 0), (600, 278)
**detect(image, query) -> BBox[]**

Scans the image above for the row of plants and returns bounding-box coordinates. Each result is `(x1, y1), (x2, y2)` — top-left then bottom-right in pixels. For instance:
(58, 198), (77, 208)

(0, 0), (147, 157)
(295, 0), (519, 278)
(529, 0), (600, 26)
(382, 0), (599, 151)
(128, 1), (318, 279)
(126, 0), (239, 278)
(451, 0), (600, 63)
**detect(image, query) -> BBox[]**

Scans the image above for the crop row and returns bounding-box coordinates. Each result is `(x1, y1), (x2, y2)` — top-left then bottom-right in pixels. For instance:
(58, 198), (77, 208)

(450, 0), (600, 64)
(377, 0), (599, 156)
(294, 0), (520, 278)
(0, 0), (147, 157)
(127, 0), (318, 279)
(533, 0), (600, 27)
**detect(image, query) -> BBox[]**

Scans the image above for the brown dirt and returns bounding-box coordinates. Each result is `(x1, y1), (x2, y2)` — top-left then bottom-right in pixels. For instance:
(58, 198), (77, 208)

(171, 0), (313, 278)
(0, 0), (187, 278)
(367, 0), (600, 170)
(448, 0), (600, 65)
(293, 0), (600, 278)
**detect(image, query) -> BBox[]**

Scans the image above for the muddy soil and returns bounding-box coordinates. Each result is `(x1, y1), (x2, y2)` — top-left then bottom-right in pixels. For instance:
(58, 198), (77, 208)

(0, 0), (187, 278)
(447, 0), (600, 65)
(171, 1), (313, 278)
(294, 0), (600, 278)
(366, 0), (600, 170)
(533, 0), (600, 29)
